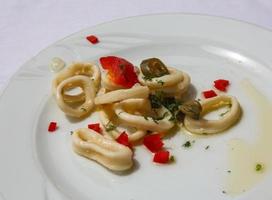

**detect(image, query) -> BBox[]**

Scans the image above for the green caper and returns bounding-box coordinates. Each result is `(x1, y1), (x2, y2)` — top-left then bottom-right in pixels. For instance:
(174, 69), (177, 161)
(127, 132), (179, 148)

(180, 100), (202, 120)
(140, 58), (169, 78)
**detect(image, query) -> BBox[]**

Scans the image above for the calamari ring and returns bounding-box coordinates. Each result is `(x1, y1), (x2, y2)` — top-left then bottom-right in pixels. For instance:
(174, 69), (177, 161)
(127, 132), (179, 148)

(52, 62), (101, 102)
(72, 128), (133, 171)
(184, 95), (241, 134)
(56, 75), (95, 118)
(94, 86), (149, 105)
(114, 98), (174, 132)
(138, 67), (184, 88)
(99, 105), (146, 142)
(151, 72), (191, 98)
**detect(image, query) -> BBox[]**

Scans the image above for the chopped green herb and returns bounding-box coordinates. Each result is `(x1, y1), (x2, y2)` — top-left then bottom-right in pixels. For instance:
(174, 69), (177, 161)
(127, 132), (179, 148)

(148, 92), (182, 123)
(70, 131), (74, 135)
(142, 76), (152, 81)
(169, 155), (175, 163)
(222, 190), (226, 194)
(156, 80), (164, 85)
(205, 145), (210, 150)
(105, 123), (116, 132)
(227, 170), (231, 173)
(255, 163), (263, 171)
(149, 94), (162, 109)
(150, 112), (169, 124)
(152, 118), (159, 124)
(182, 141), (192, 148)
(220, 110), (230, 117)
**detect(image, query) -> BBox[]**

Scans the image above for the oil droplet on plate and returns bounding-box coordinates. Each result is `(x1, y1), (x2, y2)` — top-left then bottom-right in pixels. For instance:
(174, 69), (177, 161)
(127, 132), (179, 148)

(50, 57), (65, 72)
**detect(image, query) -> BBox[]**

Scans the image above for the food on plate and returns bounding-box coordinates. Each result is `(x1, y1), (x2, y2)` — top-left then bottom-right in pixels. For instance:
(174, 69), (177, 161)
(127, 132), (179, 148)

(55, 75), (96, 117)
(51, 55), (242, 171)
(52, 62), (101, 97)
(86, 35), (99, 44)
(72, 128), (133, 171)
(180, 100), (202, 120)
(184, 95), (241, 134)
(114, 98), (174, 132)
(99, 105), (147, 143)
(138, 58), (190, 98)
(94, 85), (149, 105)
(100, 56), (139, 89)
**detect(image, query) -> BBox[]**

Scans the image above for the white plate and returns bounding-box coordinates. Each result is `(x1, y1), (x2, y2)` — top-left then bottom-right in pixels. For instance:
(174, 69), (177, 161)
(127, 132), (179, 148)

(1, 14), (272, 200)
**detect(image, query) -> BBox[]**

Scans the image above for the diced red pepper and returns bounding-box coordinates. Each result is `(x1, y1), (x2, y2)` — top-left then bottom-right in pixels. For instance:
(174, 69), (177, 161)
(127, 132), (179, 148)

(143, 134), (164, 153)
(202, 90), (217, 98)
(86, 35), (99, 44)
(153, 151), (170, 164)
(116, 132), (132, 148)
(88, 123), (101, 134)
(99, 56), (139, 88)
(214, 79), (230, 92)
(48, 122), (57, 132)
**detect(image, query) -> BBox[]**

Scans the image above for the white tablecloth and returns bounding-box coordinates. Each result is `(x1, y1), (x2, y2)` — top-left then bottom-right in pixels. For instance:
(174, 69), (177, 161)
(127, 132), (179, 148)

(1, 0), (272, 92)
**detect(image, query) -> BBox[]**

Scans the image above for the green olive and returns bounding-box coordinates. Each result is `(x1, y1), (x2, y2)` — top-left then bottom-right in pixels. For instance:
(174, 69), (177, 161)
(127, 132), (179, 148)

(180, 100), (202, 120)
(140, 58), (169, 78)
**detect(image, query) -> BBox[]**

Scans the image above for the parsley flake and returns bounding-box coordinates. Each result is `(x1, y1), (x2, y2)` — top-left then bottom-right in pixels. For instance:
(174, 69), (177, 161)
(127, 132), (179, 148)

(105, 122), (116, 132)
(169, 155), (175, 163)
(220, 110), (230, 117)
(156, 80), (164, 85)
(183, 141), (192, 148)
(255, 163), (263, 172)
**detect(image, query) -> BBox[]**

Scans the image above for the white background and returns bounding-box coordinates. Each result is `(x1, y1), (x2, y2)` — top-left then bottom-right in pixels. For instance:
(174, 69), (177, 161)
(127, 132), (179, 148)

(1, 0), (272, 91)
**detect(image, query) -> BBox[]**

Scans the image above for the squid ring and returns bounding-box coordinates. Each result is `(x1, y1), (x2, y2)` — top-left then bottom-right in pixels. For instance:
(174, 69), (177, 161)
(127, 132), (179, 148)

(114, 99), (174, 132)
(138, 67), (184, 88)
(52, 62), (101, 102)
(151, 72), (191, 98)
(94, 86), (149, 105)
(184, 95), (241, 134)
(56, 75), (96, 118)
(99, 107), (146, 142)
(72, 128), (133, 171)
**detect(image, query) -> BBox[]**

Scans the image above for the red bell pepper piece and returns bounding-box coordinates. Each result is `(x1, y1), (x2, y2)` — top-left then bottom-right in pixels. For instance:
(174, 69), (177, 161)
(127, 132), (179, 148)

(214, 79), (230, 92)
(88, 123), (101, 134)
(153, 151), (170, 164)
(48, 122), (57, 132)
(116, 132), (132, 148)
(86, 35), (99, 44)
(202, 90), (217, 98)
(143, 134), (164, 153)
(99, 56), (139, 88)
